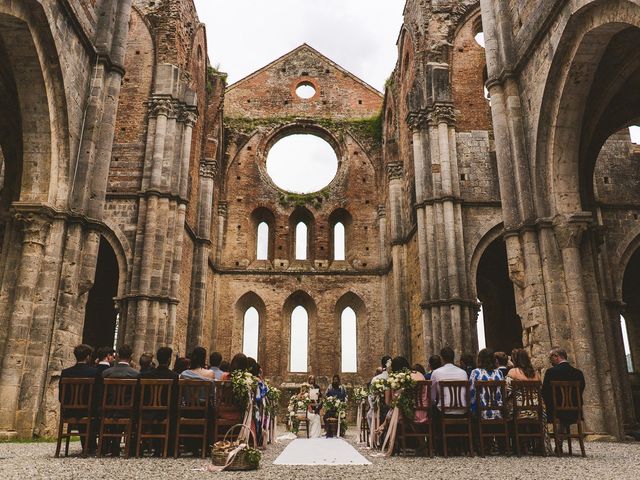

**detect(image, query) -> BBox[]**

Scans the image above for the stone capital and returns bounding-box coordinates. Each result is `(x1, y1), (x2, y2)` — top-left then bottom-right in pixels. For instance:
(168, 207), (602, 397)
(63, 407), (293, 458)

(217, 202), (228, 217)
(406, 110), (428, 131)
(15, 213), (51, 246)
(377, 204), (386, 218)
(386, 162), (404, 181)
(180, 110), (198, 127)
(427, 105), (456, 126)
(148, 98), (174, 117)
(199, 160), (218, 179)
(552, 213), (592, 250)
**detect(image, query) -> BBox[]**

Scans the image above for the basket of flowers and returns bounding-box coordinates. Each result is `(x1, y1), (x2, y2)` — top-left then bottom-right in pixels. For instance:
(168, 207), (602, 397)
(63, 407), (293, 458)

(211, 424), (261, 471)
(323, 395), (348, 435)
(387, 369), (417, 419)
(287, 390), (311, 433)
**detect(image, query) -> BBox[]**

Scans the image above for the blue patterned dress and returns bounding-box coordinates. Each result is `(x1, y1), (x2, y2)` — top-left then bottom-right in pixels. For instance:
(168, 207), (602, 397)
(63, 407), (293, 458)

(469, 368), (504, 419)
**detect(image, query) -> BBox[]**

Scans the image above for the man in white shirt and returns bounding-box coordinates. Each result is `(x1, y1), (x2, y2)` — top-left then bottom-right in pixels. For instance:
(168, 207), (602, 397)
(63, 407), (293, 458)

(430, 346), (468, 415)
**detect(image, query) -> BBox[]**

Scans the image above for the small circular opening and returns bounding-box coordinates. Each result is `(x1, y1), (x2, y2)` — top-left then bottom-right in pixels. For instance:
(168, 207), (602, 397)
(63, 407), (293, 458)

(295, 82), (317, 99)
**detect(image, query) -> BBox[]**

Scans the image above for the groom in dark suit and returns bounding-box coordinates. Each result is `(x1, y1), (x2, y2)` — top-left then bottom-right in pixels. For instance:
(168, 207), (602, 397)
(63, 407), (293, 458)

(541, 347), (585, 424)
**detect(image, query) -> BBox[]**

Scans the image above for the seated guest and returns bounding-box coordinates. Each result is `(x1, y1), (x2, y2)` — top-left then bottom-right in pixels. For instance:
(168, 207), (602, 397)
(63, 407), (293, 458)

(413, 363), (427, 379)
(495, 351), (510, 377)
(425, 355), (442, 380)
(173, 356), (190, 375)
(95, 346), (115, 376)
(139, 347), (178, 381)
(430, 347), (468, 413)
(541, 347), (585, 425)
(221, 353), (248, 380)
(307, 374), (322, 410)
(459, 353), (476, 378)
(102, 345), (139, 378)
(469, 348), (504, 419)
(324, 375), (347, 437)
(367, 355), (391, 435)
(209, 351), (224, 380)
(139, 353), (155, 374)
(180, 347), (215, 381)
(220, 360), (230, 373)
(506, 348), (541, 419)
(59, 344), (97, 452)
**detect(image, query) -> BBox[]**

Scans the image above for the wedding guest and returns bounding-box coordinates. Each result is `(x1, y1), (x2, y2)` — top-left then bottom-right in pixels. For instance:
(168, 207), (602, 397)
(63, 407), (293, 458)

(413, 363), (427, 379)
(95, 346), (115, 376)
(459, 353), (476, 378)
(367, 355), (391, 434)
(495, 351), (510, 377)
(541, 347), (585, 425)
(139, 353), (155, 374)
(102, 345), (139, 378)
(209, 351), (224, 380)
(219, 360), (230, 373)
(506, 348), (540, 420)
(139, 347), (178, 381)
(324, 375), (347, 437)
(307, 375), (322, 412)
(173, 357), (190, 375)
(430, 347), (468, 413)
(425, 355), (442, 380)
(180, 347), (215, 381)
(469, 348), (504, 419)
(221, 353), (248, 380)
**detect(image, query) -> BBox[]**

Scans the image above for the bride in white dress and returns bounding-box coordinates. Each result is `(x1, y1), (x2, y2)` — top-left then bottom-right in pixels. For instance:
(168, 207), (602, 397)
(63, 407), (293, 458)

(295, 380), (322, 438)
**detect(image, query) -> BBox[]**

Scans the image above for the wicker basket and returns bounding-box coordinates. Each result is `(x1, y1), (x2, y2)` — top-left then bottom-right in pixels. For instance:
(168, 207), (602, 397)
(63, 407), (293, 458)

(211, 424), (259, 471)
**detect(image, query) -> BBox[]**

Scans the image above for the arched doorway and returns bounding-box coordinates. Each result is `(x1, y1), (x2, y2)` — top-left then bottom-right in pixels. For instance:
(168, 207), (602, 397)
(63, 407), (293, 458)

(476, 237), (521, 353)
(82, 237), (119, 349)
(622, 246), (640, 419)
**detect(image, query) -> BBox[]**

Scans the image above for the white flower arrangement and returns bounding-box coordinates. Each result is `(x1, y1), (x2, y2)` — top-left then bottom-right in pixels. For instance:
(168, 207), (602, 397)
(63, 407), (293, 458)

(230, 369), (258, 408)
(353, 386), (368, 403)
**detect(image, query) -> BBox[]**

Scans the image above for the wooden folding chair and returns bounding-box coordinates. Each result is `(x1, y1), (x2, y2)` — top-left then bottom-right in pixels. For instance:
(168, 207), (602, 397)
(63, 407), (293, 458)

(212, 381), (244, 443)
(475, 380), (509, 457)
(439, 380), (474, 457)
(175, 379), (212, 458)
(136, 379), (174, 457)
(398, 380), (433, 457)
(359, 400), (370, 445)
(511, 380), (545, 456)
(97, 378), (138, 458)
(550, 380), (586, 457)
(56, 378), (95, 457)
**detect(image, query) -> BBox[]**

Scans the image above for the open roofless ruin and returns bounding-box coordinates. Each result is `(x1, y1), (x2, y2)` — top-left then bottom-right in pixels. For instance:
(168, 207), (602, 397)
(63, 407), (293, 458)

(0, 0), (639, 441)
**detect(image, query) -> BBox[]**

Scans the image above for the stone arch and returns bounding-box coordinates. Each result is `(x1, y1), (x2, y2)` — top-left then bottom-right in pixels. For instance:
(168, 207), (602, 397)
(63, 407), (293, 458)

(249, 206), (276, 261)
(328, 208), (353, 262)
(233, 291), (267, 364)
(535, 1), (640, 216)
(468, 222), (505, 299)
(0, 1), (70, 206)
(334, 291), (368, 375)
(288, 206), (315, 262)
(98, 221), (131, 298)
(616, 225), (640, 300)
(281, 290), (318, 377)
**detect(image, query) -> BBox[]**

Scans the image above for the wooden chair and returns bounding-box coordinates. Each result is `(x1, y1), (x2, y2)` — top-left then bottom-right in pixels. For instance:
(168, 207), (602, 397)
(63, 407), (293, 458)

(511, 380), (545, 456)
(55, 378), (95, 457)
(474, 380), (509, 457)
(136, 379), (174, 457)
(439, 380), (474, 457)
(97, 378), (138, 458)
(398, 380), (433, 457)
(296, 409), (310, 438)
(359, 400), (370, 445)
(212, 381), (244, 443)
(175, 379), (212, 458)
(550, 380), (586, 457)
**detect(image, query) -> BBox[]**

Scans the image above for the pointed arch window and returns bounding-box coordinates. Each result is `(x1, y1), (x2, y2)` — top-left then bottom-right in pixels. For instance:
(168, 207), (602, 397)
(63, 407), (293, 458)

(243, 307), (259, 360)
(256, 222), (269, 260)
(290, 305), (308, 372)
(341, 307), (357, 372)
(295, 222), (308, 260)
(333, 222), (345, 261)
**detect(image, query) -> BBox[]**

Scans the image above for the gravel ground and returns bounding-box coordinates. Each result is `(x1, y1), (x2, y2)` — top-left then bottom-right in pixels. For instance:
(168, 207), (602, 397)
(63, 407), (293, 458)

(1, 432), (639, 480)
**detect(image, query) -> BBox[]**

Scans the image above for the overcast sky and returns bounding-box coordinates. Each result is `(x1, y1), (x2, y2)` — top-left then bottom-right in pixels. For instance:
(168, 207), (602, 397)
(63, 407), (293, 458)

(193, 0), (406, 92)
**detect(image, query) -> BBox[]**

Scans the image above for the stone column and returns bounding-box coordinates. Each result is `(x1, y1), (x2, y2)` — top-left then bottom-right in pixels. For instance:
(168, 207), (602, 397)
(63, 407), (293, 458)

(387, 162), (410, 357)
(552, 213), (607, 432)
(377, 204), (391, 354)
(0, 213), (51, 435)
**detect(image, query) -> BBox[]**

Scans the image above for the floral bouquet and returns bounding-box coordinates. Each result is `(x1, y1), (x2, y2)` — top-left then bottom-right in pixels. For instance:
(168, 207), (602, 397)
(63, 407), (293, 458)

(369, 377), (387, 406)
(323, 396), (348, 433)
(264, 383), (281, 417)
(231, 369), (258, 409)
(353, 386), (368, 403)
(387, 369), (417, 420)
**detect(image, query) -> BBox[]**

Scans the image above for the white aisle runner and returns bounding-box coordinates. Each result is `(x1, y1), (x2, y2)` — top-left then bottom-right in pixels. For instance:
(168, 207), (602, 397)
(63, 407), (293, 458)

(273, 438), (371, 465)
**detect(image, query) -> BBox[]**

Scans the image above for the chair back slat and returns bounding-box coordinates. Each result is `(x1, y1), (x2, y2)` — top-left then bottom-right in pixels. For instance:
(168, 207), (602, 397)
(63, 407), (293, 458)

(102, 378), (138, 411)
(551, 380), (583, 417)
(439, 380), (470, 414)
(414, 380), (431, 411)
(511, 380), (543, 418)
(475, 380), (506, 414)
(178, 379), (212, 412)
(139, 379), (173, 411)
(215, 381), (236, 407)
(60, 378), (95, 411)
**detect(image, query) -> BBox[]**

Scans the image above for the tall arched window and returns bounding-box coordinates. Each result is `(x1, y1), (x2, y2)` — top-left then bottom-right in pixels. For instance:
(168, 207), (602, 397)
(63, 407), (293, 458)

(621, 314), (633, 373)
(476, 300), (486, 350)
(333, 222), (345, 261)
(243, 307), (259, 360)
(341, 307), (357, 372)
(295, 222), (308, 260)
(256, 222), (269, 260)
(290, 305), (308, 372)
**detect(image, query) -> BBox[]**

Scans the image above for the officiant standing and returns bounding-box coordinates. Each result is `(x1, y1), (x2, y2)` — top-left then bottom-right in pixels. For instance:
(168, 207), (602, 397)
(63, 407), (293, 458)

(324, 375), (347, 437)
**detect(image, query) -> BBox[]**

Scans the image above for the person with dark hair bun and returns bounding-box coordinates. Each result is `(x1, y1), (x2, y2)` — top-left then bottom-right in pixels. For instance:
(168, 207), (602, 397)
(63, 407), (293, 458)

(221, 353), (248, 380)
(173, 357), (191, 375)
(180, 347), (215, 381)
(219, 360), (230, 373)
(425, 355), (442, 380)
(469, 348), (504, 419)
